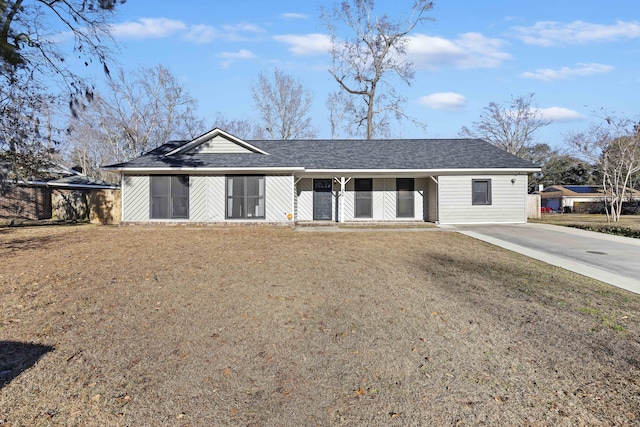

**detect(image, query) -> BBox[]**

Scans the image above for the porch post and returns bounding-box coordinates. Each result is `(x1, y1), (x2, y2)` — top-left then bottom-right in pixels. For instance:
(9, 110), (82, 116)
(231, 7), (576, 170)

(340, 177), (346, 223)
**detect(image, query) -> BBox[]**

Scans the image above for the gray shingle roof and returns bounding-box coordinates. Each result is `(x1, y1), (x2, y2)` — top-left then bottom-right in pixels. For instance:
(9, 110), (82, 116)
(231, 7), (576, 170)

(105, 138), (539, 171)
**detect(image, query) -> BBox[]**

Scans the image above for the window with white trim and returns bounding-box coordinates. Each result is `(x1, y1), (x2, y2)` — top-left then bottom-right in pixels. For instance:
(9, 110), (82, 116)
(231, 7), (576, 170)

(472, 179), (492, 205)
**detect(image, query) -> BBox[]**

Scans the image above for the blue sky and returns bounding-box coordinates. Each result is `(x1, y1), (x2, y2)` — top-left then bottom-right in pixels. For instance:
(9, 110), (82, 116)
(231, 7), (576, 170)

(89, 0), (639, 146)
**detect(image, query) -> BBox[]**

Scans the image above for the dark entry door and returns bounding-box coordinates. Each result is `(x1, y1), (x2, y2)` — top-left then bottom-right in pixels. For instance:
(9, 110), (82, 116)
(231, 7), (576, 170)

(313, 179), (333, 220)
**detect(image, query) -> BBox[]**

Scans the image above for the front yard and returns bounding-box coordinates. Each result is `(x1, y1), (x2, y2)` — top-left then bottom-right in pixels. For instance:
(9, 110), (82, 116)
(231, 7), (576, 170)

(1, 225), (639, 425)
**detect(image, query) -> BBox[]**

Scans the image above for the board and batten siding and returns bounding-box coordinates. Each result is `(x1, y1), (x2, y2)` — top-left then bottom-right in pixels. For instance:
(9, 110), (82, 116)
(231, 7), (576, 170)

(265, 175), (295, 222)
(438, 174), (528, 224)
(122, 175), (149, 221)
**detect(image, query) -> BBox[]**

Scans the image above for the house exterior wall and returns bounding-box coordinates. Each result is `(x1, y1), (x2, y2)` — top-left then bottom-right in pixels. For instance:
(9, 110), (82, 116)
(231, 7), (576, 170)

(438, 174), (528, 224)
(0, 185), (52, 220)
(427, 178), (437, 222)
(189, 176), (208, 222)
(90, 189), (121, 224)
(122, 175), (150, 221)
(207, 176), (226, 221)
(265, 174), (295, 222)
(121, 174), (294, 223)
(119, 172), (531, 224)
(52, 189), (90, 220)
(191, 135), (253, 153)
(296, 178), (313, 221)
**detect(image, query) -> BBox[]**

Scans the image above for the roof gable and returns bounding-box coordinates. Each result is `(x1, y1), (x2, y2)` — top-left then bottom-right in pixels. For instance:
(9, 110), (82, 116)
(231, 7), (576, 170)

(165, 128), (269, 156)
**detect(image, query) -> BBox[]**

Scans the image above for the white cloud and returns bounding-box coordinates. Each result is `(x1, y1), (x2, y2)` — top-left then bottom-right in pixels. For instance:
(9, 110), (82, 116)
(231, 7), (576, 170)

(512, 20), (640, 46)
(534, 107), (584, 122)
(111, 18), (187, 39)
(217, 49), (257, 68)
(222, 23), (265, 33)
(183, 24), (217, 43)
(418, 92), (467, 110)
(273, 33), (331, 55)
(280, 13), (308, 20)
(521, 63), (614, 81)
(218, 49), (257, 60)
(408, 32), (512, 69)
(214, 23), (266, 42)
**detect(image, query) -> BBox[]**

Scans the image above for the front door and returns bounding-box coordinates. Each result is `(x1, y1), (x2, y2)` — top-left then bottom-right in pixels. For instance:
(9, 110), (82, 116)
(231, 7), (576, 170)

(313, 179), (333, 220)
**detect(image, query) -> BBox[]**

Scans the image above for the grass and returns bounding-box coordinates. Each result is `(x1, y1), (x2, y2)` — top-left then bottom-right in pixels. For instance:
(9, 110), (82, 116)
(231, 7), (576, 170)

(1, 225), (640, 426)
(534, 214), (640, 238)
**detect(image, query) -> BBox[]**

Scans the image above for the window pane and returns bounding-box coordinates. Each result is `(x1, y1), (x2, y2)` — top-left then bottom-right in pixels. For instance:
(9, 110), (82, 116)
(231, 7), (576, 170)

(355, 179), (372, 192)
(151, 176), (169, 197)
(151, 196), (169, 218)
(150, 176), (169, 218)
(172, 197), (189, 218)
(226, 176), (265, 219)
(397, 178), (414, 218)
(171, 176), (189, 197)
(472, 180), (491, 205)
(229, 196), (243, 218)
(355, 179), (373, 218)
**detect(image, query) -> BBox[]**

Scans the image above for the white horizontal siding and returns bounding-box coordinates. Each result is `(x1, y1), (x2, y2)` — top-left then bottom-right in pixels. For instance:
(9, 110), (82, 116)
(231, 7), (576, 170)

(191, 135), (252, 153)
(438, 175), (527, 224)
(122, 175), (149, 221)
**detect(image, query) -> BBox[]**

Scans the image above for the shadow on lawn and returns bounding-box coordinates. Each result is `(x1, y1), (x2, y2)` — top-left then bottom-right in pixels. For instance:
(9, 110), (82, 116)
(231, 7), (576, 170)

(0, 341), (54, 389)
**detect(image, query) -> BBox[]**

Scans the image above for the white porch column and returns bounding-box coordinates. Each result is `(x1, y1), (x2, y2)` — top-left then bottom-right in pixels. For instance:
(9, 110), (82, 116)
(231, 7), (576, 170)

(334, 176), (350, 223)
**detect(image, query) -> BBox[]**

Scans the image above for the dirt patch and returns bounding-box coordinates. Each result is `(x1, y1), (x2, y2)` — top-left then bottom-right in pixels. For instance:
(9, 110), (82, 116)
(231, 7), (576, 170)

(1, 225), (639, 426)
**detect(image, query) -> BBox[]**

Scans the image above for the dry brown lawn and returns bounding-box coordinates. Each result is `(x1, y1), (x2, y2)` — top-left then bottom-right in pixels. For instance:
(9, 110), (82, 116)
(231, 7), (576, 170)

(1, 225), (639, 426)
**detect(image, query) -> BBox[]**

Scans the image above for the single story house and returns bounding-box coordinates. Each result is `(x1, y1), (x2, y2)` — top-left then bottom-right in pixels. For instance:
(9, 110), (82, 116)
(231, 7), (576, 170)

(1, 165), (119, 222)
(104, 128), (540, 225)
(540, 185), (640, 213)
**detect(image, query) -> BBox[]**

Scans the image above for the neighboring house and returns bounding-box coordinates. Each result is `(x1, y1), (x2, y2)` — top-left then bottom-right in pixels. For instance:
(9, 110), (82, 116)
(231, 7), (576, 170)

(104, 128), (540, 225)
(1, 165), (120, 222)
(539, 185), (640, 213)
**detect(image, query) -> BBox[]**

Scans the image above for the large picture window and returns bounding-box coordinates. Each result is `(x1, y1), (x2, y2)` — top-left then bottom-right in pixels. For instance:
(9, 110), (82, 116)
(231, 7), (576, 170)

(472, 179), (492, 205)
(226, 175), (265, 219)
(354, 178), (373, 218)
(150, 175), (189, 219)
(396, 178), (415, 218)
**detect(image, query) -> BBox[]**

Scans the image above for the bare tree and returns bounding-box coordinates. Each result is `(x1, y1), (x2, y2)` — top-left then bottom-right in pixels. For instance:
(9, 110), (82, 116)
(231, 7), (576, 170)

(66, 64), (206, 179)
(460, 94), (551, 158)
(322, 0), (433, 139)
(1, 0), (122, 186)
(566, 115), (640, 222)
(251, 68), (316, 140)
(0, 80), (62, 184)
(212, 113), (266, 140)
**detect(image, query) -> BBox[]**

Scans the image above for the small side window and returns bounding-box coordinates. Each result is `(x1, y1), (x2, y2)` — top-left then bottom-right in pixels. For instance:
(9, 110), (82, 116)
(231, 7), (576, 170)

(472, 179), (491, 205)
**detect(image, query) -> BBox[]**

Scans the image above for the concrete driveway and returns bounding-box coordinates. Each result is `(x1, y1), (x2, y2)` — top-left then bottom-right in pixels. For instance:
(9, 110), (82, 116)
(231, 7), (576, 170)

(452, 223), (640, 295)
